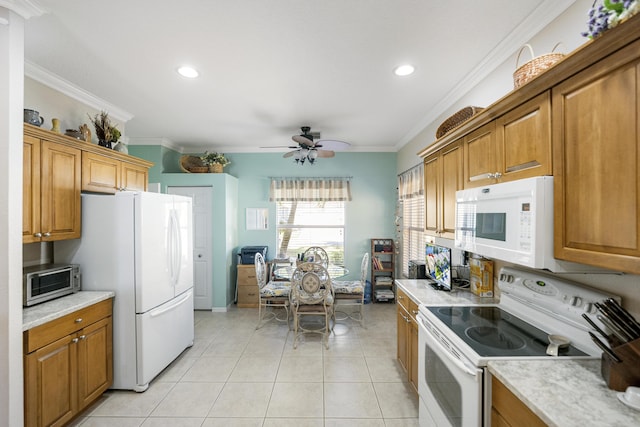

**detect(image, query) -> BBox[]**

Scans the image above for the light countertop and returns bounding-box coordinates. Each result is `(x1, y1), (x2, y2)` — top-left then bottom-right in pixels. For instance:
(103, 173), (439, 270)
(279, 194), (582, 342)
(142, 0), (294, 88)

(395, 279), (640, 426)
(23, 291), (115, 331)
(488, 360), (640, 426)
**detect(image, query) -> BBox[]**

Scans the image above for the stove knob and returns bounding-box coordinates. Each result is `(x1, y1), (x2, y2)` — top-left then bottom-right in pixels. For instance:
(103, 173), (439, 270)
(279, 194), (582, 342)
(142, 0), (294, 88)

(570, 296), (583, 307)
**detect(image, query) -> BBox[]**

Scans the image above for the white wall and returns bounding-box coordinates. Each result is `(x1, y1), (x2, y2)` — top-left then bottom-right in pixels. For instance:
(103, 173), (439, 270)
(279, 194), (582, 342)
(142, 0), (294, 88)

(397, 0), (640, 317)
(0, 7), (25, 426)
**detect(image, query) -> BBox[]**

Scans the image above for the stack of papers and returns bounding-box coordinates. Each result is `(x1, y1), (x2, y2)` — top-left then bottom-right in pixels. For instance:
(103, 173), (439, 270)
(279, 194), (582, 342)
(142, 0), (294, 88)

(375, 276), (393, 286)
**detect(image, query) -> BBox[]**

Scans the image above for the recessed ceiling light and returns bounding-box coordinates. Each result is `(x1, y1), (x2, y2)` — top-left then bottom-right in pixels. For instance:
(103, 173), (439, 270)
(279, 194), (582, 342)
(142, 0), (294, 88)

(394, 64), (415, 76)
(177, 66), (199, 78)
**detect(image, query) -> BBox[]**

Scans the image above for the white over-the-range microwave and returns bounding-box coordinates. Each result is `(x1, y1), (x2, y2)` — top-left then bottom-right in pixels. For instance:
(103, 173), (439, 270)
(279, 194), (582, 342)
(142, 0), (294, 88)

(454, 176), (604, 273)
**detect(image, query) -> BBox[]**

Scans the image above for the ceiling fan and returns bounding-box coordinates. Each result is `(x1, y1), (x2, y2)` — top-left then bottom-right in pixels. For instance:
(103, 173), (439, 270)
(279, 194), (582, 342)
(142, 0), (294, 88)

(284, 126), (350, 164)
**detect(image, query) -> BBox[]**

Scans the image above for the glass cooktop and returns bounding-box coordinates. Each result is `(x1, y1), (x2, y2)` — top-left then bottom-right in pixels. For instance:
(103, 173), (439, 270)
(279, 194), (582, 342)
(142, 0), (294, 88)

(426, 306), (589, 357)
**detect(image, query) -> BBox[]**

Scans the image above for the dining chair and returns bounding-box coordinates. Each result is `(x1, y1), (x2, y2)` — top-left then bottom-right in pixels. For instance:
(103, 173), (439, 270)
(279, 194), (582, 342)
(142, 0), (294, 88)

(332, 252), (369, 327)
(255, 252), (291, 329)
(303, 246), (329, 267)
(289, 262), (334, 349)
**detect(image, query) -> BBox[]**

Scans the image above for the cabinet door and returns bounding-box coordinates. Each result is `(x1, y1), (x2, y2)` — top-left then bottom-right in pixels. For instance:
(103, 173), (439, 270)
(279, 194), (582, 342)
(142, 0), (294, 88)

(463, 122), (497, 188)
(424, 154), (439, 236)
(82, 151), (120, 194)
(40, 140), (81, 241)
(24, 334), (77, 427)
(440, 141), (463, 238)
(23, 136), (41, 243)
(77, 316), (113, 410)
(552, 43), (640, 274)
(496, 91), (552, 181)
(409, 316), (419, 392)
(396, 306), (409, 372)
(121, 162), (148, 191)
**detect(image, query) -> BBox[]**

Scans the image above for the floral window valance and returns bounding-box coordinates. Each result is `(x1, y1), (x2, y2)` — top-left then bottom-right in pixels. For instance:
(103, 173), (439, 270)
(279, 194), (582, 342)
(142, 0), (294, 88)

(398, 164), (423, 200)
(269, 177), (352, 202)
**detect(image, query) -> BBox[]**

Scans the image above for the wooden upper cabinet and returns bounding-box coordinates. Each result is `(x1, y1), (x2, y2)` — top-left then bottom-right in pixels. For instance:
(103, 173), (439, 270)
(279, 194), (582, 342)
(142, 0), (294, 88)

(23, 137), (81, 243)
(552, 39), (640, 274)
(82, 152), (120, 193)
(23, 136), (41, 243)
(463, 92), (551, 188)
(121, 162), (148, 191)
(82, 152), (149, 193)
(424, 140), (463, 238)
(424, 154), (439, 235)
(497, 91), (552, 181)
(463, 122), (497, 187)
(440, 142), (463, 237)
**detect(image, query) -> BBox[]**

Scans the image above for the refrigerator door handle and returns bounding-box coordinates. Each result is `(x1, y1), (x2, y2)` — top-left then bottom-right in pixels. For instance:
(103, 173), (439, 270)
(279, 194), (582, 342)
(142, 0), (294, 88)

(149, 290), (192, 318)
(172, 210), (182, 285)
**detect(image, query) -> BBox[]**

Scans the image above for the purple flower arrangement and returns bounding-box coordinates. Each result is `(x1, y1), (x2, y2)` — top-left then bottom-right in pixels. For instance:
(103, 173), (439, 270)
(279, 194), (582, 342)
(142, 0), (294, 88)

(582, 0), (639, 38)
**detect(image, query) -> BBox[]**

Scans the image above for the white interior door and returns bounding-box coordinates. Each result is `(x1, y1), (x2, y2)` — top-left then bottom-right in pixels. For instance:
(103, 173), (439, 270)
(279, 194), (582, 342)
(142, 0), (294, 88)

(168, 186), (213, 310)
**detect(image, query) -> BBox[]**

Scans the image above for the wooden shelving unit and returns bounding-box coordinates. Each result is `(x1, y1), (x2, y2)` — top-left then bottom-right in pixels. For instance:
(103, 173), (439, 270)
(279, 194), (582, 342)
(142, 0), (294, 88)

(371, 238), (395, 302)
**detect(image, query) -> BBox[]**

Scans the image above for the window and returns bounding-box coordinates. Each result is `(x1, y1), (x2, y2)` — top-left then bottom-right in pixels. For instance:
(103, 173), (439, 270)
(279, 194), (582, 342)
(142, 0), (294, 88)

(275, 201), (345, 266)
(398, 165), (425, 277)
(401, 196), (426, 277)
(270, 177), (351, 266)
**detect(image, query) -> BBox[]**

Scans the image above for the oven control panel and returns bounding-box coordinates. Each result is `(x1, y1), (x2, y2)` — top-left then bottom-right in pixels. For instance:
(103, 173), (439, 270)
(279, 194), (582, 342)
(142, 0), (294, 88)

(498, 267), (619, 324)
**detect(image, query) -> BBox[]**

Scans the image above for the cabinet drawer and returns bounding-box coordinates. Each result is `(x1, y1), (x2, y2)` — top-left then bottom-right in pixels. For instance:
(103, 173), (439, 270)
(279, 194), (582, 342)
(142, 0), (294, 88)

(237, 266), (257, 283)
(408, 297), (419, 320)
(24, 298), (113, 354)
(237, 285), (259, 307)
(397, 288), (410, 311)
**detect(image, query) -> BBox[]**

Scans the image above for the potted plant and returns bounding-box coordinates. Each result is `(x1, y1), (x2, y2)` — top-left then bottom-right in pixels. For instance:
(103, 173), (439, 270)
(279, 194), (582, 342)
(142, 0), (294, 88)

(199, 151), (230, 173)
(88, 110), (120, 149)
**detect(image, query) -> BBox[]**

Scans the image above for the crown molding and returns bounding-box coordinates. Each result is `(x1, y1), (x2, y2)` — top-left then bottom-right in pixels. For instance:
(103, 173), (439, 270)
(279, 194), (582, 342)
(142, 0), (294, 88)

(395, 0), (578, 150)
(127, 137), (183, 152)
(0, 0), (47, 19)
(24, 60), (134, 122)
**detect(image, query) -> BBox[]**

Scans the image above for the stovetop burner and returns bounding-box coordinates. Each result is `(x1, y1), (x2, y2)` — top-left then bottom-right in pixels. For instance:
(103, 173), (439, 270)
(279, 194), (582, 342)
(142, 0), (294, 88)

(426, 305), (588, 357)
(465, 326), (526, 350)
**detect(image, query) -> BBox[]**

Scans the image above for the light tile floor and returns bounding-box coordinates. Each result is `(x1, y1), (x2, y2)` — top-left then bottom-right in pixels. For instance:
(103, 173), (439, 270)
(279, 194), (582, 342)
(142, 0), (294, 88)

(71, 303), (419, 427)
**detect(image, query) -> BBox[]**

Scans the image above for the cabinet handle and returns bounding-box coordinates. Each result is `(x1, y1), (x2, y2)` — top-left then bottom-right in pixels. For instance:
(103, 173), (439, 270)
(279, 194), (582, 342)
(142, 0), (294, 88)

(398, 295), (403, 300)
(412, 310), (418, 315)
(43, 232), (51, 237)
(34, 232), (42, 238)
(494, 172), (502, 179)
(79, 335), (86, 340)
(75, 318), (83, 323)
(71, 338), (79, 343)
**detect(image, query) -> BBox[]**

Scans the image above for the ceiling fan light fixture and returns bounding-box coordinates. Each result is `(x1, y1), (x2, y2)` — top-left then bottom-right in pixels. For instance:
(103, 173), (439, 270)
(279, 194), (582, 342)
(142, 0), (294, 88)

(394, 64), (415, 76)
(177, 66), (199, 78)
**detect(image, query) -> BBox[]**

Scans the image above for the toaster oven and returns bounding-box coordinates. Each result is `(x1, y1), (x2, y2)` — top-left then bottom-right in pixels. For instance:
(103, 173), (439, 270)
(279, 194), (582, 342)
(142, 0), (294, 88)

(23, 264), (81, 306)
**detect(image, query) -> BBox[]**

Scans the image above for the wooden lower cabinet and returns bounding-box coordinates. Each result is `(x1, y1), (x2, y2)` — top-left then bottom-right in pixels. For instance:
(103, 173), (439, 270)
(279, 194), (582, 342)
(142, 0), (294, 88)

(396, 289), (419, 392)
(237, 264), (259, 307)
(24, 299), (113, 427)
(491, 376), (545, 427)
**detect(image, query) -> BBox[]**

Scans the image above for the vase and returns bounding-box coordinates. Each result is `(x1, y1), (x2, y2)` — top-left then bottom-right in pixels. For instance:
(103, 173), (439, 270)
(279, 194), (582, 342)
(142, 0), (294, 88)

(113, 141), (128, 154)
(51, 118), (61, 133)
(98, 139), (112, 149)
(209, 164), (223, 173)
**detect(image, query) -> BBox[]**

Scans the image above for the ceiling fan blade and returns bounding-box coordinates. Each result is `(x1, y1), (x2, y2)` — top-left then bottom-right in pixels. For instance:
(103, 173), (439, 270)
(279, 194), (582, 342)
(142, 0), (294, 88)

(316, 139), (350, 151)
(315, 149), (335, 158)
(283, 150), (297, 158)
(260, 145), (296, 149)
(292, 134), (316, 147)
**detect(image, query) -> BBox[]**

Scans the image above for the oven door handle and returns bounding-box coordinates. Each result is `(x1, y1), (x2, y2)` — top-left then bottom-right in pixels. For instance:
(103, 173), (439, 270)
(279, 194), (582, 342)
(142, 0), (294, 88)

(419, 315), (479, 377)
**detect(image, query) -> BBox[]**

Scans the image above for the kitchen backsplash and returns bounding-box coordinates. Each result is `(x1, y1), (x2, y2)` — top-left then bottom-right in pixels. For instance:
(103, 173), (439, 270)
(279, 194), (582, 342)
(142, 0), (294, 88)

(23, 242), (53, 267)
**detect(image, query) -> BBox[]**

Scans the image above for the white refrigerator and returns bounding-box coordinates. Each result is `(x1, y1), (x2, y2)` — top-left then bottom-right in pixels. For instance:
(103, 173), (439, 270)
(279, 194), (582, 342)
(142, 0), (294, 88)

(56, 191), (195, 392)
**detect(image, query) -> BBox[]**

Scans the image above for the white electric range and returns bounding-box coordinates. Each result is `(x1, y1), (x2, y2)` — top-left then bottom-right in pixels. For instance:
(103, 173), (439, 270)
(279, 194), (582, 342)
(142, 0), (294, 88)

(416, 267), (620, 427)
